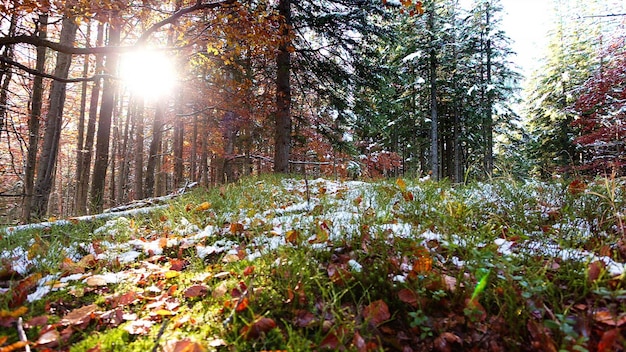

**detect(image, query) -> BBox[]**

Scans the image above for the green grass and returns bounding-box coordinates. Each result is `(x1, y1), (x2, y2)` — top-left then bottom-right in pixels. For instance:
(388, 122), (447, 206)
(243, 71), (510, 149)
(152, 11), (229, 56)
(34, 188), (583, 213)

(1, 174), (625, 351)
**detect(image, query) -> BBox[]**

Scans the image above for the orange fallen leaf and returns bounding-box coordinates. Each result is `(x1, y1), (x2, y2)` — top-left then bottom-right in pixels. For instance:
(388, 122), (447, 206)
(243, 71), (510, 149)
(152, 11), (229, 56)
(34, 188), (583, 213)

(194, 202), (211, 212)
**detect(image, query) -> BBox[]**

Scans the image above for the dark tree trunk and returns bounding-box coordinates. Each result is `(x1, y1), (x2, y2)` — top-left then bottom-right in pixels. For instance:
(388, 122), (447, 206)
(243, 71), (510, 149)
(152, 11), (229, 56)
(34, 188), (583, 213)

(21, 14), (47, 222)
(32, 16), (78, 219)
(145, 100), (166, 197)
(89, 22), (120, 213)
(173, 90), (184, 187)
(133, 98), (145, 200)
(429, 7), (439, 180)
(75, 22), (104, 215)
(0, 13), (17, 133)
(274, 0), (292, 173)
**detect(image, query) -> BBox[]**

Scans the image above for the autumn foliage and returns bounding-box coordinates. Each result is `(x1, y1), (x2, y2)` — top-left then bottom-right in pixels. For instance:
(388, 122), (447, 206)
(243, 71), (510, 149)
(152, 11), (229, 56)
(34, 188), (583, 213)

(572, 35), (626, 175)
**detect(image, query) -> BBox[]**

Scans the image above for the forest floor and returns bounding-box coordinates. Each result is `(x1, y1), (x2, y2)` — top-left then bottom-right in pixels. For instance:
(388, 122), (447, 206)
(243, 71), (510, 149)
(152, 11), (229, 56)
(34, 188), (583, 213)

(1, 175), (626, 351)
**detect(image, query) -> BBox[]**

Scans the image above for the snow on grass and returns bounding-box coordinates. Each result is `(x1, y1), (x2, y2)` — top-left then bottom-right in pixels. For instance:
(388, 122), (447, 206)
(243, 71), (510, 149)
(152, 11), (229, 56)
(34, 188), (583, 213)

(4, 177), (625, 303)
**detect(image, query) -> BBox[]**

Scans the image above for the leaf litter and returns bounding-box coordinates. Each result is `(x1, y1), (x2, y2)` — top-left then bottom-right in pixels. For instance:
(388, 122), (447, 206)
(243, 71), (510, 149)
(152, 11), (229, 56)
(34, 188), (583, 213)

(0, 177), (625, 351)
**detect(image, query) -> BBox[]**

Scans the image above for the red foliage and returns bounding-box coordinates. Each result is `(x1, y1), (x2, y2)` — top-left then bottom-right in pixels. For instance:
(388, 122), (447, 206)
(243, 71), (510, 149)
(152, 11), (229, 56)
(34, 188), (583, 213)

(571, 36), (626, 175)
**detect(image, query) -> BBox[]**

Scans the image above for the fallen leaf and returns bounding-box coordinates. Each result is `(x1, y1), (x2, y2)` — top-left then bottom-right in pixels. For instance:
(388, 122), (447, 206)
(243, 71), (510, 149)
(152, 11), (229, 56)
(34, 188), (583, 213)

(184, 285), (209, 299)
(598, 328), (622, 352)
(593, 310), (626, 326)
(396, 178), (407, 192)
(0, 341), (28, 352)
(9, 272), (41, 307)
(293, 310), (316, 328)
(433, 332), (462, 352)
(24, 315), (48, 328)
(85, 275), (108, 287)
(124, 319), (154, 335)
(398, 289), (419, 308)
(194, 202), (211, 212)
(587, 260), (605, 283)
(352, 331), (367, 352)
(164, 270), (180, 279)
(363, 299), (390, 326)
(285, 229), (301, 245)
(319, 332), (340, 349)
(35, 329), (61, 348)
(526, 319), (557, 352)
(164, 338), (206, 352)
(230, 223), (244, 234)
(169, 258), (188, 271)
(61, 304), (97, 326)
(241, 317), (276, 340)
(243, 266), (255, 276)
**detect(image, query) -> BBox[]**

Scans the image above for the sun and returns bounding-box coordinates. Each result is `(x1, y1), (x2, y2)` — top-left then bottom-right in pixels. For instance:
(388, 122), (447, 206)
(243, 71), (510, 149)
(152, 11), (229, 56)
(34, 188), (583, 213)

(119, 49), (178, 99)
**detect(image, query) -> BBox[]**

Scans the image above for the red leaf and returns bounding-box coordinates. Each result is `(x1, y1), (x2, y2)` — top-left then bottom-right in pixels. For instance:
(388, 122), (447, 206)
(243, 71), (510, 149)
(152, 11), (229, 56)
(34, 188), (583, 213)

(319, 332), (340, 349)
(184, 285), (209, 299)
(598, 328), (621, 352)
(241, 317), (276, 340)
(235, 297), (249, 312)
(398, 289), (419, 308)
(587, 260), (605, 283)
(363, 300), (390, 326)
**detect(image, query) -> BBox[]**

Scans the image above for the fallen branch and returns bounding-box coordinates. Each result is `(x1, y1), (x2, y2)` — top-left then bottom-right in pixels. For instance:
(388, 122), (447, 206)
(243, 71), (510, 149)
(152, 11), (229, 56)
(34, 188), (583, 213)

(1, 182), (197, 237)
(17, 317), (31, 352)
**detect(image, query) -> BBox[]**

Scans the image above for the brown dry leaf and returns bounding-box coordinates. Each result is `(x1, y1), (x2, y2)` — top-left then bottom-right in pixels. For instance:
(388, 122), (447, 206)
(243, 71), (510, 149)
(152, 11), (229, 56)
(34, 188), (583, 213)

(85, 275), (109, 287)
(230, 223), (244, 234)
(164, 339), (206, 352)
(169, 258), (188, 271)
(222, 254), (240, 263)
(398, 289), (419, 308)
(363, 299), (391, 326)
(184, 285), (209, 299)
(587, 260), (605, 283)
(212, 281), (228, 298)
(9, 272), (41, 308)
(24, 315), (48, 328)
(241, 317), (276, 340)
(285, 229), (300, 245)
(352, 331), (367, 352)
(442, 274), (458, 292)
(526, 319), (557, 352)
(35, 329), (61, 349)
(433, 332), (462, 352)
(61, 304), (97, 326)
(593, 310), (626, 326)
(243, 265), (255, 276)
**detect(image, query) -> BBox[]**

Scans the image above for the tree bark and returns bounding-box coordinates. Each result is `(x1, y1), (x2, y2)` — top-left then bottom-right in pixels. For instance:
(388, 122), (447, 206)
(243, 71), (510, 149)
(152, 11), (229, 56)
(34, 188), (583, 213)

(89, 22), (120, 213)
(145, 100), (166, 197)
(32, 16), (78, 219)
(133, 98), (145, 200)
(173, 90), (184, 187)
(429, 7), (439, 180)
(0, 13), (17, 134)
(274, 0), (292, 173)
(21, 14), (48, 222)
(76, 22), (104, 214)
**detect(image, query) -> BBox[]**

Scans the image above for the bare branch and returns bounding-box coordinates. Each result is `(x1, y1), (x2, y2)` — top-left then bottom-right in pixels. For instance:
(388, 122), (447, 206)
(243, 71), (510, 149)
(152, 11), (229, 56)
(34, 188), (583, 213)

(0, 56), (115, 83)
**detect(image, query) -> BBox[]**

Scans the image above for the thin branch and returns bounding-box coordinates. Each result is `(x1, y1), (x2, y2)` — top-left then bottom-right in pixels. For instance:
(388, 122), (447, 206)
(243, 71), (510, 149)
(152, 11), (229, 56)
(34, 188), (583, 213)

(0, 56), (115, 83)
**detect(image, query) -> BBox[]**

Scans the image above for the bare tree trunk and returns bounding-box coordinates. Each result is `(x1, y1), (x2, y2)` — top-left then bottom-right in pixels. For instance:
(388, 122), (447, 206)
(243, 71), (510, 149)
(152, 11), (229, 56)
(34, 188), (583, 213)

(145, 100), (166, 197)
(117, 95), (132, 203)
(21, 15), (47, 222)
(173, 90), (184, 187)
(0, 13), (17, 134)
(190, 114), (198, 182)
(90, 22), (120, 213)
(133, 98), (145, 200)
(75, 22), (104, 215)
(428, 7), (439, 180)
(274, 0), (292, 173)
(32, 16), (78, 219)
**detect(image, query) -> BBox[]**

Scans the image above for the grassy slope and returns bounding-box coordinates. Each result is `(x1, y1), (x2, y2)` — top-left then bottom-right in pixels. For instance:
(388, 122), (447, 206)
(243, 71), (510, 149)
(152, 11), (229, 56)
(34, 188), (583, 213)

(1, 175), (625, 351)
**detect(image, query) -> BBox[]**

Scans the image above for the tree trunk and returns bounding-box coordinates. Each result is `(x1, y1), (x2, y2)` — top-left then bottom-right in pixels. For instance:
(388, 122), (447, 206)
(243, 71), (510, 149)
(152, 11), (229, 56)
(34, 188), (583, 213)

(483, 3), (494, 176)
(75, 22), (104, 215)
(145, 100), (166, 197)
(173, 90), (184, 187)
(274, 0), (292, 173)
(21, 14), (48, 222)
(89, 22), (120, 213)
(32, 16), (78, 219)
(429, 7), (439, 180)
(133, 98), (145, 200)
(117, 95), (132, 203)
(0, 13), (17, 133)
